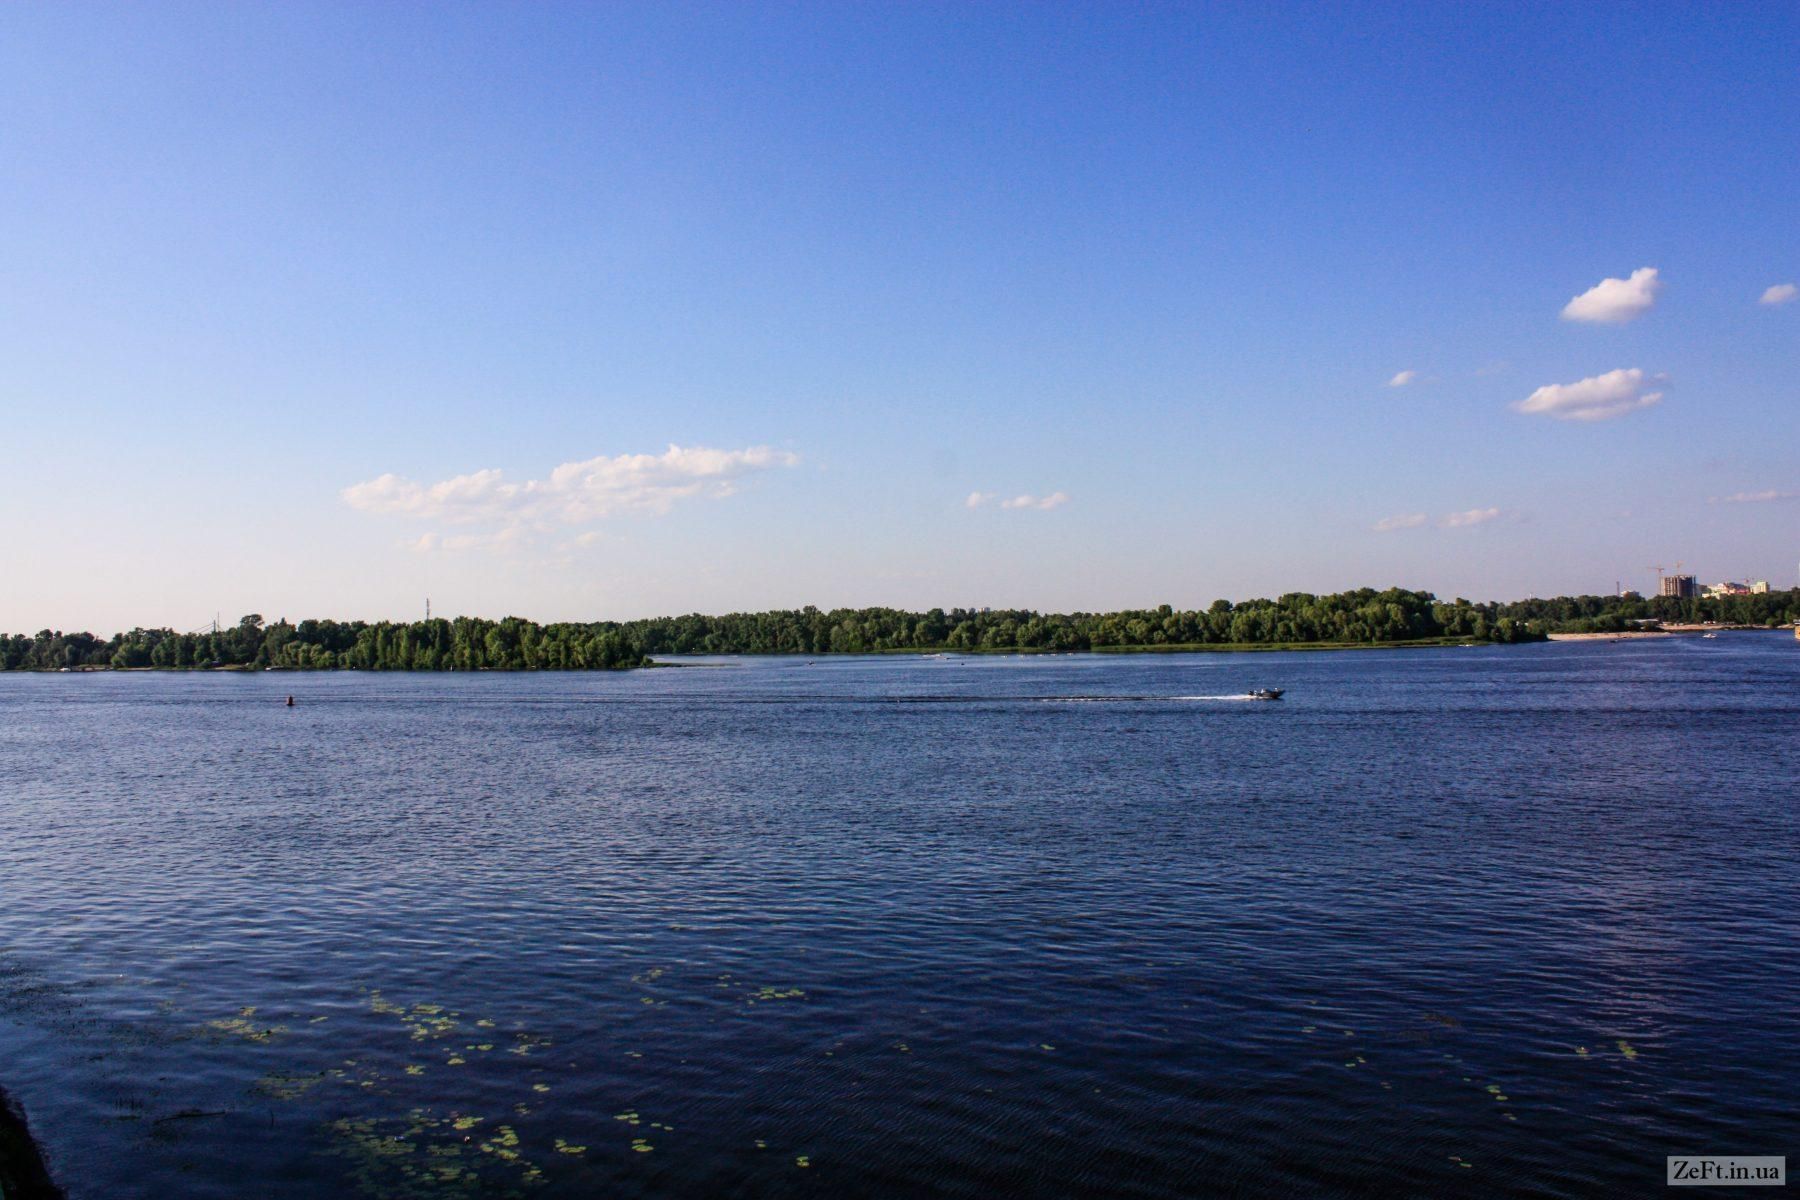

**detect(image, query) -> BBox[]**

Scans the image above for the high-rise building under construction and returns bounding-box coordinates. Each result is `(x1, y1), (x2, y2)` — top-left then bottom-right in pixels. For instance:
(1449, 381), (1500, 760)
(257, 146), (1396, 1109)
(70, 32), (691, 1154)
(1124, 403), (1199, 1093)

(1660, 574), (1698, 599)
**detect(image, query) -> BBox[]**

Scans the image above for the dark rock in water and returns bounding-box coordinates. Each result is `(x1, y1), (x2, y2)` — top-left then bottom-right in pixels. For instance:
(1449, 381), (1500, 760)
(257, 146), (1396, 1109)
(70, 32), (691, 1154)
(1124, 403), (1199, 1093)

(0, 1086), (63, 1200)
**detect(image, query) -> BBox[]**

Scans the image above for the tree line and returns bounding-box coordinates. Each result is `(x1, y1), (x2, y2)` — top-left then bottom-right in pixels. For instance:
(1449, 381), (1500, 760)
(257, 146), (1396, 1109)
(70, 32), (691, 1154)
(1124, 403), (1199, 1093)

(4, 587), (1539, 671)
(0, 615), (645, 672)
(1492, 588), (1800, 633)
(7, 587), (1796, 671)
(619, 588), (1538, 654)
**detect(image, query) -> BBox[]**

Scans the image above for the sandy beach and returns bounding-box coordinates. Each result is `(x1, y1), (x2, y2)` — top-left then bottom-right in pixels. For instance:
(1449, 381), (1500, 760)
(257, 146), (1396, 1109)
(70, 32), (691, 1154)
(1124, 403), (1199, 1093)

(1547, 631), (1675, 641)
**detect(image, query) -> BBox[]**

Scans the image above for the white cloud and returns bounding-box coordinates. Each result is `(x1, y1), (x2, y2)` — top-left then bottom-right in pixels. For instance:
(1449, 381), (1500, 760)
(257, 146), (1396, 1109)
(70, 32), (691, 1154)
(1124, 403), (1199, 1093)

(1561, 267), (1661, 324)
(404, 528), (528, 555)
(1372, 513), (1428, 532)
(999, 492), (1070, 511)
(344, 444), (800, 529)
(965, 491), (996, 509)
(1711, 489), (1797, 504)
(1761, 283), (1797, 306)
(1516, 368), (1663, 421)
(1387, 370), (1418, 388)
(1439, 507), (1502, 528)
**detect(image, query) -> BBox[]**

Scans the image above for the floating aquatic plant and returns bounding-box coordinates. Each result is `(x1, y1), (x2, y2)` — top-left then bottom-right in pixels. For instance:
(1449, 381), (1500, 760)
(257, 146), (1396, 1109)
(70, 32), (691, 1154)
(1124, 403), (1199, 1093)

(254, 1070), (326, 1100)
(206, 1015), (287, 1044)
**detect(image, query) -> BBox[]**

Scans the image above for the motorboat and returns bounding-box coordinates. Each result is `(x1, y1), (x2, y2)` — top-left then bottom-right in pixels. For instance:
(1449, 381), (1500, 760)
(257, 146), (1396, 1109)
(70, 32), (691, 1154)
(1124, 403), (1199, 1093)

(1247, 688), (1284, 701)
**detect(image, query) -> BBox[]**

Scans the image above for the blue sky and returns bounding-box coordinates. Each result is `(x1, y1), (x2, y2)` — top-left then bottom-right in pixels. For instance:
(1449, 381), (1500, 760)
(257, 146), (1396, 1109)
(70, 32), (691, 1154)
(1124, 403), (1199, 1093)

(2, 2), (1796, 631)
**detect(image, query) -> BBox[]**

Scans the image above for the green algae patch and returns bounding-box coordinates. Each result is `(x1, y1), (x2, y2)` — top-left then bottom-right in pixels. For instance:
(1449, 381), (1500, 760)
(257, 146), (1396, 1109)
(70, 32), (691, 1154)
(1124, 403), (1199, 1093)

(255, 1070), (328, 1100)
(206, 1015), (288, 1044)
(325, 1109), (547, 1198)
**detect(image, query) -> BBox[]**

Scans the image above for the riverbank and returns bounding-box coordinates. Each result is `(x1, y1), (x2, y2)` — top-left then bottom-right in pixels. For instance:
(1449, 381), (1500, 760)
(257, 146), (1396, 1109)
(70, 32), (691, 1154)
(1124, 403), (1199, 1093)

(5, 636), (1536, 672)
(0, 1087), (61, 1200)
(1547, 631), (1674, 641)
(1549, 624), (1791, 641)
(824, 637), (1512, 657)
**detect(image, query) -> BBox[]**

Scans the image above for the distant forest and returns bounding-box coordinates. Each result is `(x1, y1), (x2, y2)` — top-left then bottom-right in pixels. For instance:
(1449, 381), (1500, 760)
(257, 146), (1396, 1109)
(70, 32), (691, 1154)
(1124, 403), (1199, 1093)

(3, 586), (1797, 671)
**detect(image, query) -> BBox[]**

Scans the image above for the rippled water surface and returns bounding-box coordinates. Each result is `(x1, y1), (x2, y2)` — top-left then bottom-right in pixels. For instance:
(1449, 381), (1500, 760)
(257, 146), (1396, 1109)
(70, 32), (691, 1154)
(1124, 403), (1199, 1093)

(2, 637), (1798, 1197)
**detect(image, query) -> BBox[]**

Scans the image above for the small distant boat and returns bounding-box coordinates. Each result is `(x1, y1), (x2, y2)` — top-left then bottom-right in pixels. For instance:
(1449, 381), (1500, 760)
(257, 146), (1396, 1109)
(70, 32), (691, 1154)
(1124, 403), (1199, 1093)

(1702, 632), (1718, 639)
(1247, 688), (1284, 701)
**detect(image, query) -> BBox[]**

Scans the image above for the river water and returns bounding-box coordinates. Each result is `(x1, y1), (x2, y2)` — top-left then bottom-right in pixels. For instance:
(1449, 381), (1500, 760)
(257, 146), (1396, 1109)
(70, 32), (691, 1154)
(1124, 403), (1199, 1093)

(1, 636), (1796, 1197)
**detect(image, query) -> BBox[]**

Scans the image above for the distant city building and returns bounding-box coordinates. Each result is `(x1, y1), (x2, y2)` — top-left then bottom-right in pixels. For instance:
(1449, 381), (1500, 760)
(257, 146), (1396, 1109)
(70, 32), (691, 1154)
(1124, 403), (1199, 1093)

(1661, 574), (1697, 599)
(1702, 580), (1769, 598)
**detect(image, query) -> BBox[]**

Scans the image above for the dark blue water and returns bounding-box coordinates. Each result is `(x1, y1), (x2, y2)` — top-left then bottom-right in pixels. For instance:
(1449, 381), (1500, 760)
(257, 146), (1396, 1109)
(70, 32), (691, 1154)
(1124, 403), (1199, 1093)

(2, 636), (1797, 1197)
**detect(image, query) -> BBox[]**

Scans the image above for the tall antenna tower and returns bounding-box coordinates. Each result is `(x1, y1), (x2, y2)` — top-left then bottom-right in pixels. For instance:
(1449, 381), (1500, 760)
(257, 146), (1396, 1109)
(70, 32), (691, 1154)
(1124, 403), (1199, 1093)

(426, 597), (431, 621)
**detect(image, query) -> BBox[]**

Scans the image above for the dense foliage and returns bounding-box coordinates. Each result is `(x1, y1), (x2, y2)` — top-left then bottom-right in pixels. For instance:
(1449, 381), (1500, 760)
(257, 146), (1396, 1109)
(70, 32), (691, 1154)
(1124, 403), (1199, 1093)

(0, 616), (645, 672)
(619, 589), (1537, 654)
(3, 588), (1541, 670)
(9, 587), (1794, 671)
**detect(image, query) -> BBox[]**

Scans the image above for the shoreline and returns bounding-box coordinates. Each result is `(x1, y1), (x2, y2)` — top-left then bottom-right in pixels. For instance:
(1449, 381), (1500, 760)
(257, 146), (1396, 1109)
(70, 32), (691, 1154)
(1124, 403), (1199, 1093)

(12, 636), (1522, 673)
(0, 1086), (61, 1200)
(1546, 631), (1674, 641)
(1548, 625), (1786, 642)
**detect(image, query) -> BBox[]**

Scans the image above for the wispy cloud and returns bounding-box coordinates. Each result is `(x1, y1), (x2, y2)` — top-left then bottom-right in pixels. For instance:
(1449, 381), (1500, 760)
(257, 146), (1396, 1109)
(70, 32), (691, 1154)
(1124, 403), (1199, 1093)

(1561, 267), (1661, 324)
(1761, 283), (1797, 306)
(406, 528), (528, 555)
(345, 444), (800, 530)
(1711, 489), (1797, 504)
(999, 492), (1070, 511)
(1439, 506), (1502, 528)
(1387, 370), (1418, 388)
(1375, 508), (1505, 532)
(1516, 368), (1663, 421)
(967, 490), (1068, 511)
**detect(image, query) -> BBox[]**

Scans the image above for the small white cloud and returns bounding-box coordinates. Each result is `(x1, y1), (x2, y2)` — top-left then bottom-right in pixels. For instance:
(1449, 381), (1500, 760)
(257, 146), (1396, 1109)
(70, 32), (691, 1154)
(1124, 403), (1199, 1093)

(1561, 267), (1661, 324)
(965, 491), (996, 509)
(343, 444), (800, 529)
(999, 492), (1070, 511)
(1440, 507), (1502, 528)
(1516, 368), (1663, 421)
(1372, 513), (1428, 532)
(1387, 370), (1418, 388)
(1760, 283), (1797, 306)
(1711, 489), (1797, 504)
(407, 528), (528, 555)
